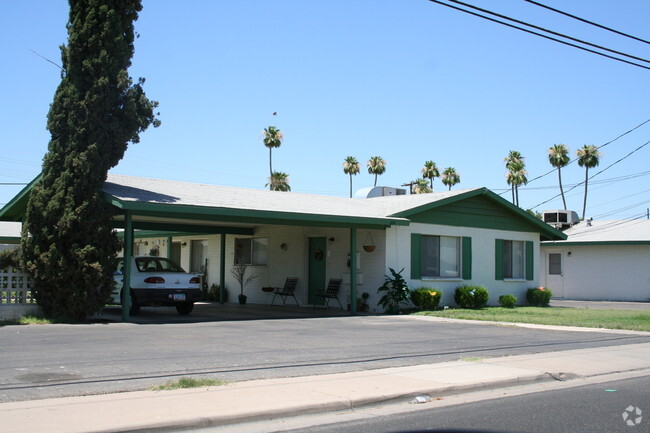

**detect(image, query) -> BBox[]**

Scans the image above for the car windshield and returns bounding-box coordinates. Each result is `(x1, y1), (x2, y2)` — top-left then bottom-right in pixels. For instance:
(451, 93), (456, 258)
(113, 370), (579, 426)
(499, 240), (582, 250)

(135, 257), (185, 273)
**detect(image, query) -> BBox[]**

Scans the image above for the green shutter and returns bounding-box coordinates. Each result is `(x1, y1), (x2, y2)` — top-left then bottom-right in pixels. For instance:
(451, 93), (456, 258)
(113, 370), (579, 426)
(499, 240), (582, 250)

(495, 239), (504, 280)
(462, 236), (472, 280)
(411, 234), (421, 279)
(525, 240), (534, 281)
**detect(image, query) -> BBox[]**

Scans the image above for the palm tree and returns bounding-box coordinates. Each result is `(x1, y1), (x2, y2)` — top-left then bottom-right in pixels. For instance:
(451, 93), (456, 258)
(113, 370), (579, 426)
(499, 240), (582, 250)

(576, 144), (602, 220)
(266, 171), (291, 192)
(342, 156), (361, 198)
(413, 178), (432, 194)
(421, 160), (440, 190)
(548, 144), (570, 210)
(504, 150), (524, 204)
(506, 161), (528, 206)
(262, 126), (283, 180)
(441, 167), (460, 191)
(367, 156), (386, 187)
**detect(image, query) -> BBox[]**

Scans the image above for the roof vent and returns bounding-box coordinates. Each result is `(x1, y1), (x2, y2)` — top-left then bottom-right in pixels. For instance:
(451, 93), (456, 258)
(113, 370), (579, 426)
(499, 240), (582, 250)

(355, 186), (407, 198)
(542, 210), (580, 230)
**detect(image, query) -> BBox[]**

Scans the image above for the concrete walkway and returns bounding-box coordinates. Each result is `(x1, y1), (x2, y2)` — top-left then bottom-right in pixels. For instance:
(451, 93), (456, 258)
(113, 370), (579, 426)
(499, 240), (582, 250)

(2, 328), (650, 433)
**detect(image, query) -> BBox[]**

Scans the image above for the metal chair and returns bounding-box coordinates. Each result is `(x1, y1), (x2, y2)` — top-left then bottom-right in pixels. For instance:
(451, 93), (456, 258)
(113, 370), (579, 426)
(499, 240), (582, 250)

(270, 277), (299, 306)
(313, 278), (343, 309)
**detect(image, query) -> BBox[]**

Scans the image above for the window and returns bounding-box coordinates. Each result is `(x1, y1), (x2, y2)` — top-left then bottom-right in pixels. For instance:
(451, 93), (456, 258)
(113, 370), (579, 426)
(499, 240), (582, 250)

(420, 235), (460, 278)
(411, 234), (471, 280)
(495, 239), (534, 281)
(234, 238), (268, 265)
(548, 253), (562, 275)
(503, 240), (524, 279)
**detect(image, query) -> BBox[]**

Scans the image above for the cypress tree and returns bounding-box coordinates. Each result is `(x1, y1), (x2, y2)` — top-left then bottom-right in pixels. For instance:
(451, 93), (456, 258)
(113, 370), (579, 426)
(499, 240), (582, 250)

(21, 0), (159, 320)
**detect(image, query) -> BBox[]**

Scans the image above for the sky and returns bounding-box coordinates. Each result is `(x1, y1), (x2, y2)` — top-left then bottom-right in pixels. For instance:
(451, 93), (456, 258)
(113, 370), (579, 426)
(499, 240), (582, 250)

(1, 0), (649, 221)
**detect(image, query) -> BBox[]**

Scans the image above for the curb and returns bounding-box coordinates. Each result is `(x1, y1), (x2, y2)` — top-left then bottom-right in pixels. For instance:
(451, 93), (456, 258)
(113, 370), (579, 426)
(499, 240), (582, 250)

(112, 372), (554, 433)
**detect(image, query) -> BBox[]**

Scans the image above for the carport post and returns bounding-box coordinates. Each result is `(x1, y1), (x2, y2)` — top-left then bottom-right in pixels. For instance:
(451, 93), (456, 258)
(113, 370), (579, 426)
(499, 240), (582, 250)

(121, 212), (133, 322)
(349, 228), (357, 315)
(219, 233), (225, 304)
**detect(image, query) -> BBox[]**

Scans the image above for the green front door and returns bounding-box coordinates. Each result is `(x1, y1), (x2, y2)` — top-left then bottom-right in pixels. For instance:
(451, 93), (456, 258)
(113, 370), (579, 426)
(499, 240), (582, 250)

(308, 237), (327, 305)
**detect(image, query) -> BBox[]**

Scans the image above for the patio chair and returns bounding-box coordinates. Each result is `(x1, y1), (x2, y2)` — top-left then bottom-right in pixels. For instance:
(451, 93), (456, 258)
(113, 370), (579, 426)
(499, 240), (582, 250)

(270, 277), (299, 306)
(313, 278), (343, 310)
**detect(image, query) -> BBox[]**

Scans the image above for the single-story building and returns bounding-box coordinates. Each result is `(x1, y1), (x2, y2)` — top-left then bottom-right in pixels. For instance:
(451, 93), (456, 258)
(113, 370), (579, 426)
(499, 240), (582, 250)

(1, 174), (565, 315)
(541, 219), (650, 302)
(0, 221), (21, 252)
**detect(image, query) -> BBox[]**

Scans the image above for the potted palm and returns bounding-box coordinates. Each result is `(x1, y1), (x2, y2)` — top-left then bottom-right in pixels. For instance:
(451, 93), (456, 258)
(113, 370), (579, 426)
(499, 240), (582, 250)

(377, 268), (410, 314)
(231, 259), (257, 304)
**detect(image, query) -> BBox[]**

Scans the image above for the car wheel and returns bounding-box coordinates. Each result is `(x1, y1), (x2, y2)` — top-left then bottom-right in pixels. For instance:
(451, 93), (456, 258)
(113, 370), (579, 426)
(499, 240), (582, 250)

(176, 302), (194, 315)
(129, 292), (140, 316)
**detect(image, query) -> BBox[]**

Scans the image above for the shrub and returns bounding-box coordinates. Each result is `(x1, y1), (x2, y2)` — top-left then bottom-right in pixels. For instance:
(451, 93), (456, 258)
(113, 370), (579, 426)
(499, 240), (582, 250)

(411, 287), (442, 310)
(454, 285), (489, 309)
(209, 284), (229, 303)
(527, 287), (553, 306)
(0, 248), (22, 270)
(377, 268), (410, 313)
(498, 294), (517, 308)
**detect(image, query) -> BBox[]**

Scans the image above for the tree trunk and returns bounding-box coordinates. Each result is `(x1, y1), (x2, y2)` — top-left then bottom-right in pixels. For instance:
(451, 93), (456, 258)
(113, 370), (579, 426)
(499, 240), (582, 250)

(582, 167), (589, 220)
(558, 167), (567, 210)
(349, 175), (353, 198)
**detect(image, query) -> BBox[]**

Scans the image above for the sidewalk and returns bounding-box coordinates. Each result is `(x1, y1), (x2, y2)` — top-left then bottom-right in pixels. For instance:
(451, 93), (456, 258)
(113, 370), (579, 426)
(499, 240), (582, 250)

(2, 338), (650, 433)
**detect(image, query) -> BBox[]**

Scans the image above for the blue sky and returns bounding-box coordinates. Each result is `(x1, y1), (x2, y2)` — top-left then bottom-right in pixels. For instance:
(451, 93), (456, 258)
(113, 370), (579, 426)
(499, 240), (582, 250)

(2, 0), (649, 220)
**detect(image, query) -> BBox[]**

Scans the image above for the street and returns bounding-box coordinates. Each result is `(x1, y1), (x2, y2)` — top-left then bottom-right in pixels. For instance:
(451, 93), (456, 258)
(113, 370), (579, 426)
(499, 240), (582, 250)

(269, 374), (650, 433)
(2, 310), (649, 402)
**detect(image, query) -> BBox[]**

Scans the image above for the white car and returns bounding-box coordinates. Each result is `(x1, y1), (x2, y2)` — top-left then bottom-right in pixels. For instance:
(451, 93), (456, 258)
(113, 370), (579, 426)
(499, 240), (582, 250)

(112, 256), (202, 315)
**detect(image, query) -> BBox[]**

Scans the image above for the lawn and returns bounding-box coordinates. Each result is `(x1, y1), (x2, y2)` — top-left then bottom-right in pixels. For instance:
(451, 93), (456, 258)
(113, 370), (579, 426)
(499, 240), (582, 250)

(414, 307), (650, 332)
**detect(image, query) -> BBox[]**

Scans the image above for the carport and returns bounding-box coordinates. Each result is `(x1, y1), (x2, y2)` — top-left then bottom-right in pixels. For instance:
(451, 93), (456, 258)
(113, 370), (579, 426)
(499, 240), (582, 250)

(103, 174), (408, 321)
(0, 174), (408, 322)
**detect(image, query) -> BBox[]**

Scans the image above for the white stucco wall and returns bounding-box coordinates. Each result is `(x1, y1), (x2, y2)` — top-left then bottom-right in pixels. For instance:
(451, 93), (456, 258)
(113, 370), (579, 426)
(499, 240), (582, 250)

(541, 244), (650, 302)
(387, 223), (541, 307)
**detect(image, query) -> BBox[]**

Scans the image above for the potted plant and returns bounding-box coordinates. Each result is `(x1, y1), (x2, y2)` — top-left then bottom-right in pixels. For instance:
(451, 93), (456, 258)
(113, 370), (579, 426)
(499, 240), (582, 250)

(231, 259), (257, 304)
(359, 292), (370, 312)
(377, 268), (410, 314)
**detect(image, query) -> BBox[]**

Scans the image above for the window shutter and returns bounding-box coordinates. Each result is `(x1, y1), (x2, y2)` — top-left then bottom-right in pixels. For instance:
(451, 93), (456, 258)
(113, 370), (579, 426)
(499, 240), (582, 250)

(462, 237), (472, 280)
(411, 234), (421, 279)
(525, 240), (534, 281)
(495, 239), (504, 280)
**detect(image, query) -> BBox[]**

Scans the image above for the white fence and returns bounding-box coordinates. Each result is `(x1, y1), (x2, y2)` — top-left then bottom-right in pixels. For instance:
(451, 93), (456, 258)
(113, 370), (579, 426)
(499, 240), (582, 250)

(0, 267), (39, 320)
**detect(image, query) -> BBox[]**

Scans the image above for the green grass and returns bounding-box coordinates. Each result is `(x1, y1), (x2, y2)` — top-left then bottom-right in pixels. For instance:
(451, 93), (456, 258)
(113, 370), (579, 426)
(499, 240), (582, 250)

(149, 377), (226, 391)
(415, 307), (650, 332)
(0, 315), (53, 326)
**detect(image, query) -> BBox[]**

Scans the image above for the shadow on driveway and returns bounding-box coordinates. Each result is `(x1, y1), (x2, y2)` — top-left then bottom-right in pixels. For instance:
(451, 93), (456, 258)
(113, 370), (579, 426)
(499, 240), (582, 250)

(96, 302), (366, 324)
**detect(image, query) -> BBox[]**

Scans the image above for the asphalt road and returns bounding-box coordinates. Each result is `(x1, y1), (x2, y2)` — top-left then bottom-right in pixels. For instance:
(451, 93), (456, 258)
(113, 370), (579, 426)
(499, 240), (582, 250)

(283, 374), (650, 433)
(2, 314), (649, 402)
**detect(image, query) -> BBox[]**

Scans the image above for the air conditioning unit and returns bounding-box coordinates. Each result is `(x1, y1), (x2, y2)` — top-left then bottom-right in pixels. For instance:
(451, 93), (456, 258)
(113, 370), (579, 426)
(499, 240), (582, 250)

(355, 186), (407, 198)
(542, 210), (580, 229)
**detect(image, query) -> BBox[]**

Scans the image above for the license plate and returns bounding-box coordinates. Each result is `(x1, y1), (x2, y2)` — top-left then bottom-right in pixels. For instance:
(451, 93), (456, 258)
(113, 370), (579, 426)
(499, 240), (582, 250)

(173, 294), (186, 301)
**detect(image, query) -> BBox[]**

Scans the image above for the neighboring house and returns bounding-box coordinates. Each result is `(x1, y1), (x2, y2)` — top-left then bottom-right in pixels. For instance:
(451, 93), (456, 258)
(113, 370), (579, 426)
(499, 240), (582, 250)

(1, 174), (565, 311)
(541, 219), (650, 302)
(0, 221), (21, 252)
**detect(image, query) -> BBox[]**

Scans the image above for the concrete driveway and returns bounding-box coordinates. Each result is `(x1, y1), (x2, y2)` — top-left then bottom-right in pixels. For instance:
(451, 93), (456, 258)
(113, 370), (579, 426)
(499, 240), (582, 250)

(2, 307), (649, 403)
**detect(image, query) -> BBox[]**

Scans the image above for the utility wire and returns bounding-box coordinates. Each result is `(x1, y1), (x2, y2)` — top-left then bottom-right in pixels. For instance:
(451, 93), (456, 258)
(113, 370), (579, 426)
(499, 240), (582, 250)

(528, 138), (650, 209)
(524, 0), (650, 46)
(444, 0), (650, 64)
(426, 0), (650, 70)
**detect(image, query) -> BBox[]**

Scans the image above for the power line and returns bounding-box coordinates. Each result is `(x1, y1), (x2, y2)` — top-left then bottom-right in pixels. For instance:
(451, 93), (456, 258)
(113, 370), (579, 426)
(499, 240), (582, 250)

(523, 0), (650, 46)
(528, 138), (650, 209)
(443, 0), (650, 65)
(426, 0), (650, 70)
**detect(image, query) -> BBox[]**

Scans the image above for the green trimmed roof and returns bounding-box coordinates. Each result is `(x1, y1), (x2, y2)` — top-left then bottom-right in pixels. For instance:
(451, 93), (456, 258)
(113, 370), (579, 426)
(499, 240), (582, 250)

(542, 219), (650, 246)
(0, 173), (566, 240)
